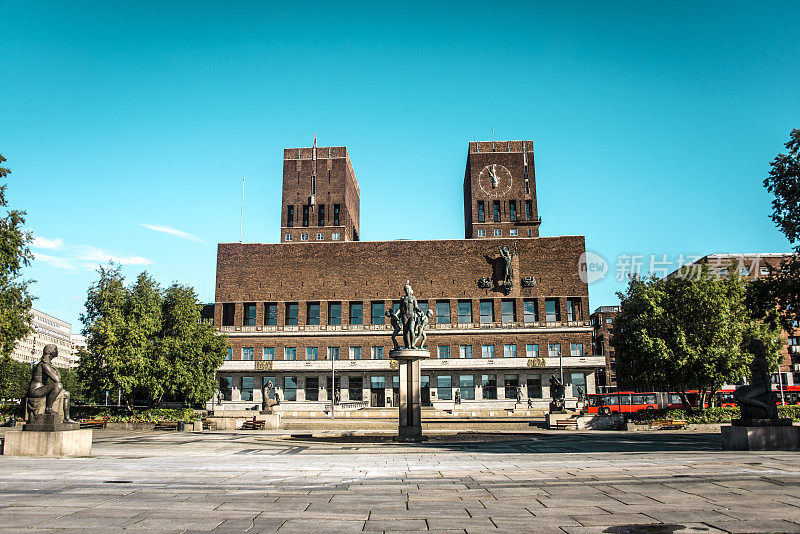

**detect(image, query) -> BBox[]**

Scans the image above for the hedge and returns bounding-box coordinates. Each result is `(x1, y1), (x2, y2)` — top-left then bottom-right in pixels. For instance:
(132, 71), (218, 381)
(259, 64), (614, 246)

(1, 404), (201, 425)
(627, 405), (800, 424)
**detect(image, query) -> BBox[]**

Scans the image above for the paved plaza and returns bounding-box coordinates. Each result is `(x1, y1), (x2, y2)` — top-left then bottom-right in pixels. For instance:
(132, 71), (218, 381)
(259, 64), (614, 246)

(1, 430), (800, 533)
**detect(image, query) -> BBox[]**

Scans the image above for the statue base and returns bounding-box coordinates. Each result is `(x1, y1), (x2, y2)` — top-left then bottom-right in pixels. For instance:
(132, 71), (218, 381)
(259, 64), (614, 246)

(3, 428), (92, 457)
(731, 418), (792, 427)
(24, 413), (79, 432)
(389, 349), (432, 442)
(722, 421), (800, 451)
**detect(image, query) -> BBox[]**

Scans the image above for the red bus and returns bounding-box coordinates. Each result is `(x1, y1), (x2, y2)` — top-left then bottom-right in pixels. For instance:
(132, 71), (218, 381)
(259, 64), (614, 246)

(586, 392), (677, 415)
(717, 384), (800, 407)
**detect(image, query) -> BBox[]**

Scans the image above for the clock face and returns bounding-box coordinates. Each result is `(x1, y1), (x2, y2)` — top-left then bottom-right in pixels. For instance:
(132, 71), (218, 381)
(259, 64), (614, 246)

(478, 164), (512, 198)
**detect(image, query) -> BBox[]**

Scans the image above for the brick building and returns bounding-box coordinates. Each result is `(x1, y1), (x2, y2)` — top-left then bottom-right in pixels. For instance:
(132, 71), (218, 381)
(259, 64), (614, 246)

(211, 140), (603, 411)
(590, 306), (620, 390)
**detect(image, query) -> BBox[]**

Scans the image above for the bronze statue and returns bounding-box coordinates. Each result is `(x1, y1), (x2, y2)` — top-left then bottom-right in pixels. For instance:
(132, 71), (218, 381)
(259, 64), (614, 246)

(549, 375), (566, 413)
(25, 344), (75, 424)
(499, 244), (516, 291)
(398, 283), (422, 349)
(734, 339), (779, 420)
(413, 308), (435, 349)
(386, 308), (402, 350)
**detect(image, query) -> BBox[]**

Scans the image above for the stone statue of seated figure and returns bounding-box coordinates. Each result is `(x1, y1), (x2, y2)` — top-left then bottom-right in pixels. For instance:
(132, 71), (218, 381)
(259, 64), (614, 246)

(26, 344), (75, 424)
(734, 339), (779, 420)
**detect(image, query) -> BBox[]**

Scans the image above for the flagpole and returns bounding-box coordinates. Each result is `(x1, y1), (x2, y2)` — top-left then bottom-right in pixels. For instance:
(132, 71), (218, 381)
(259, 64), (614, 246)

(240, 176), (245, 243)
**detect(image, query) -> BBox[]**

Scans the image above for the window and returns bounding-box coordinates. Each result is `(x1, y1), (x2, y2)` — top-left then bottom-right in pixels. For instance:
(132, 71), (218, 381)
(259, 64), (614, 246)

(438, 345), (450, 359)
(479, 300), (493, 323)
(287, 205), (294, 227)
(545, 298), (560, 322)
(328, 346), (340, 360)
(525, 200), (533, 220)
(505, 374), (519, 400)
(285, 303), (299, 325)
(526, 344), (539, 358)
(605, 317), (613, 324)
(302, 205), (309, 227)
(306, 347), (318, 360)
(349, 346), (362, 360)
(548, 343), (561, 357)
(566, 298), (582, 322)
(241, 377), (254, 401)
(219, 376), (232, 401)
(760, 266), (769, 276)
(348, 377), (363, 401)
(318, 204), (325, 226)
(482, 375), (497, 399)
(571, 343), (584, 357)
(222, 303), (235, 326)
(482, 344), (494, 358)
(371, 346), (383, 359)
(477, 229), (486, 237)
(790, 336), (800, 346)
(371, 302), (385, 325)
(460, 345), (472, 359)
(371, 376), (385, 391)
(460, 375), (475, 400)
(457, 301), (472, 323)
(493, 200), (501, 222)
(333, 204), (341, 226)
(225, 348), (232, 361)
(523, 299), (538, 323)
(437, 375), (452, 400)
(300, 233), (308, 241)
(349, 302), (363, 325)
(284, 347), (297, 360)
(477, 201), (485, 223)
(284, 376), (297, 401)
(285, 233), (293, 241)
(504, 344), (517, 358)
(509, 229), (518, 237)
(332, 232), (340, 240)
(436, 301), (450, 324)
(418, 300), (428, 316)
(501, 300), (515, 323)
(242, 347), (254, 361)
(243, 303), (257, 326)
(509, 200), (516, 222)
(305, 377), (319, 401)
(265, 303), (278, 326)
(527, 374), (542, 398)
(263, 347), (275, 360)
(316, 233), (324, 240)
(307, 302), (320, 325)
(328, 302), (341, 325)
(493, 229), (501, 237)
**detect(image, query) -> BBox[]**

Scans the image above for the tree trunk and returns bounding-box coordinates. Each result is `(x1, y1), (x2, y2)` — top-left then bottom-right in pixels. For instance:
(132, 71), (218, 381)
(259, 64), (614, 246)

(699, 390), (707, 410)
(679, 389), (691, 411)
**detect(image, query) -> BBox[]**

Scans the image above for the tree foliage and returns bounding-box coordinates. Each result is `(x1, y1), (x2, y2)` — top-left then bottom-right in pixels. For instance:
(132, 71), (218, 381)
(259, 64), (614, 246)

(0, 154), (34, 362)
(612, 267), (782, 408)
(79, 266), (226, 409)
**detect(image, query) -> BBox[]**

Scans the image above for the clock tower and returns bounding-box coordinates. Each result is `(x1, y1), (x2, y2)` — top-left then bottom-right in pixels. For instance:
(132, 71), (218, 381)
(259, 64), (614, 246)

(463, 140), (541, 239)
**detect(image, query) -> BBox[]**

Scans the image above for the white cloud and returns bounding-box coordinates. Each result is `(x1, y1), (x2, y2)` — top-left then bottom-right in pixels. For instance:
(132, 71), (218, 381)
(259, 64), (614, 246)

(77, 246), (153, 266)
(139, 223), (204, 243)
(32, 236), (64, 250)
(33, 252), (78, 270)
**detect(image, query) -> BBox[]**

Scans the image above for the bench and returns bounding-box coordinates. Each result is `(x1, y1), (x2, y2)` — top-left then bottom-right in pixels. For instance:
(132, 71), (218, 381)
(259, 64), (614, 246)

(202, 419), (212, 430)
(652, 419), (687, 430)
(554, 420), (579, 430)
(241, 419), (265, 430)
(154, 421), (180, 431)
(80, 419), (108, 429)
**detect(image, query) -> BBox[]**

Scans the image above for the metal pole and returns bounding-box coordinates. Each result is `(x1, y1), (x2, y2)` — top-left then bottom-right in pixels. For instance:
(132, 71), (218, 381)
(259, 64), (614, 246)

(240, 176), (245, 243)
(778, 367), (786, 406)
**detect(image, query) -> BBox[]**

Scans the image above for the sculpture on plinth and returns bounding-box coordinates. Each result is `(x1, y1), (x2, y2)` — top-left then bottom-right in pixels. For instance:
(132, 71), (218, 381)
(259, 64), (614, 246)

(387, 283), (433, 350)
(549, 375), (566, 413)
(24, 344), (77, 429)
(261, 380), (278, 413)
(733, 340), (779, 420)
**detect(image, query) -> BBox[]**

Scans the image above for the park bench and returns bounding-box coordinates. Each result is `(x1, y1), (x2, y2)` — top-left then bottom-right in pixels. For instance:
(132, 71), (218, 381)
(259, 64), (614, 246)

(80, 418), (108, 429)
(202, 419), (212, 430)
(651, 419), (687, 430)
(554, 420), (579, 430)
(154, 421), (180, 431)
(240, 418), (265, 430)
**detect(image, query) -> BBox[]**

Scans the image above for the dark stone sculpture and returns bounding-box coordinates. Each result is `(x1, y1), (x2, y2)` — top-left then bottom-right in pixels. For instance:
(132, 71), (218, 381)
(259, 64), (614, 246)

(478, 277), (492, 289)
(733, 340), (780, 422)
(24, 344), (77, 431)
(521, 276), (536, 288)
(413, 308), (435, 349)
(261, 380), (277, 413)
(386, 309), (402, 350)
(387, 282), (432, 350)
(499, 245), (515, 291)
(549, 375), (566, 413)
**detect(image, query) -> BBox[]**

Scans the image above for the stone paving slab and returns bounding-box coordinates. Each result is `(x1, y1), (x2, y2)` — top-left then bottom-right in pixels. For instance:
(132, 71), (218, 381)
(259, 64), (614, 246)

(2, 429), (800, 532)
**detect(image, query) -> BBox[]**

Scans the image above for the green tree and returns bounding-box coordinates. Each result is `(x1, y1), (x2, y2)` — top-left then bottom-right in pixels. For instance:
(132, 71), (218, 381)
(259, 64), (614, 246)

(0, 154), (35, 396)
(612, 266), (782, 409)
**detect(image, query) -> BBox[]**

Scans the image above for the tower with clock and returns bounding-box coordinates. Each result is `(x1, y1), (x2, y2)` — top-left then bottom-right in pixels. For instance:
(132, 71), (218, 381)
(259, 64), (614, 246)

(463, 140), (541, 239)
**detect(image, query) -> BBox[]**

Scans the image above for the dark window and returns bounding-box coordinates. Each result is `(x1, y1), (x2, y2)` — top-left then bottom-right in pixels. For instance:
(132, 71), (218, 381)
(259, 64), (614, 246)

(222, 303), (235, 326)
(437, 375), (452, 400)
(264, 303), (278, 326)
(493, 201), (501, 222)
(436, 301), (450, 324)
(482, 374), (497, 399)
(371, 302), (385, 325)
(328, 302), (341, 325)
(287, 205), (294, 227)
(504, 374), (519, 400)
(305, 377), (319, 401)
(545, 298), (560, 322)
(285, 303), (299, 326)
(525, 200), (533, 221)
(523, 299), (538, 322)
(349, 377), (363, 401)
(527, 375), (542, 398)
(418, 301), (428, 315)
(307, 302), (320, 325)
(302, 205), (309, 227)
(566, 298), (582, 322)
(284, 376), (297, 401)
(349, 302), (363, 325)
(243, 303), (256, 326)
(219, 376), (232, 401)
(479, 300), (493, 323)
(318, 204), (325, 226)
(457, 301), (472, 323)
(241, 376), (253, 401)
(460, 374), (475, 400)
(477, 201), (485, 223)
(333, 204), (341, 226)
(501, 300), (515, 323)
(509, 200), (516, 222)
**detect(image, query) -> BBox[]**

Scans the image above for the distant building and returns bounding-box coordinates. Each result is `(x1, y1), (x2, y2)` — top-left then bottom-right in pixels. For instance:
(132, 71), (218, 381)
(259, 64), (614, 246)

(11, 309), (76, 368)
(70, 334), (88, 361)
(590, 306), (620, 390)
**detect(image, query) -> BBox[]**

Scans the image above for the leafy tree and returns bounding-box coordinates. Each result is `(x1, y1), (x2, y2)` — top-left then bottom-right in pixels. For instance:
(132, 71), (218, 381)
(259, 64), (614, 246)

(0, 154), (34, 389)
(613, 266), (782, 409)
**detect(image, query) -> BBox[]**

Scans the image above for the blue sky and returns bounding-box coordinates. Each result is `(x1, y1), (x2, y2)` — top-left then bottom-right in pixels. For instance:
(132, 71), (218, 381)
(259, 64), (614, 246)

(2, 1), (799, 329)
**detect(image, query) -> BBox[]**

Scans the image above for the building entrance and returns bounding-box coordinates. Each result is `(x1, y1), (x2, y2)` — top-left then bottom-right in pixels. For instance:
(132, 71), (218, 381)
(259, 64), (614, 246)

(421, 375), (431, 406)
(371, 376), (386, 407)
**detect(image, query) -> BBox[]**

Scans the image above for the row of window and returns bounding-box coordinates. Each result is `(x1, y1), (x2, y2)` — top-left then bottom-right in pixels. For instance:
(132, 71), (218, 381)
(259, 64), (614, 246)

(225, 298), (583, 327)
(476, 200), (534, 223)
(287, 203), (341, 228)
(226, 343), (585, 361)
(475, 228), (533, 237)
(285, 232), (341, 242)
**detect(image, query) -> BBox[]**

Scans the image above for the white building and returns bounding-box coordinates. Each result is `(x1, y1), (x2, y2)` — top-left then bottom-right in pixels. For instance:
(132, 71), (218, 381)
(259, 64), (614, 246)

(11, 309), (76, 368)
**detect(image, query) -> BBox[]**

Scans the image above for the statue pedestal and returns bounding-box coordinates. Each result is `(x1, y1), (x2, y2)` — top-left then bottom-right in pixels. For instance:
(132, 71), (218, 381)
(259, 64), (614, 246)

(24, 413), (79, 432)
(721, 419), (799, 451)
(389, 349), (432, 442)
(3, 429), (92, 457)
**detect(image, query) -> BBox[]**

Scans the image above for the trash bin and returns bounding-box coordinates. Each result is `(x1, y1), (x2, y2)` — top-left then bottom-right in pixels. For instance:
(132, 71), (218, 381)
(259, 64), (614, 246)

(176, 421), (185, 432)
